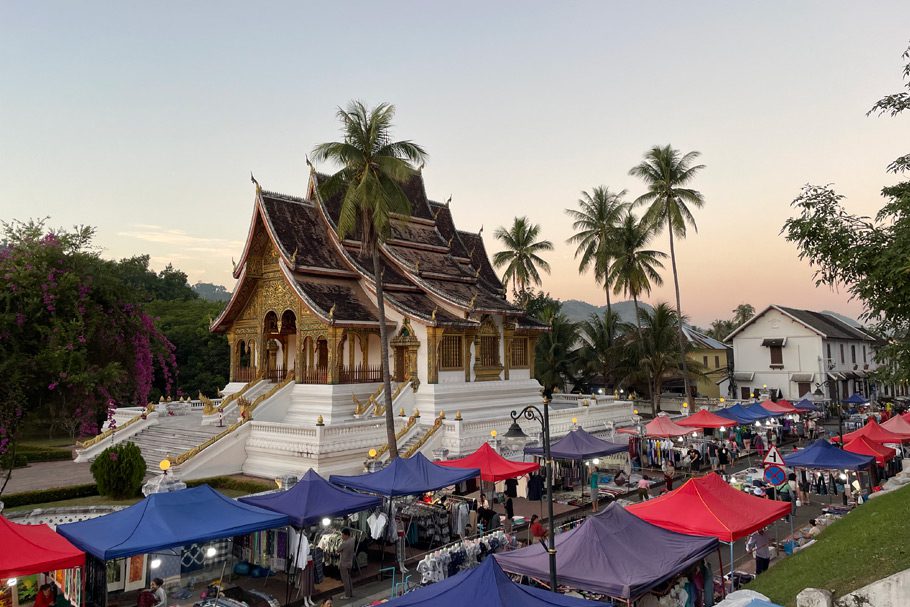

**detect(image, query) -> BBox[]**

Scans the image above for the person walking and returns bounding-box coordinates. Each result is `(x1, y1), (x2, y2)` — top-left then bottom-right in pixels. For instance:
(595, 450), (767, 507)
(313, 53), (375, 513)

(338, 529), (355, 600)
(746, 528), (771, 575)
(637, 475), (651, 501)
(589, 465), (600, 512)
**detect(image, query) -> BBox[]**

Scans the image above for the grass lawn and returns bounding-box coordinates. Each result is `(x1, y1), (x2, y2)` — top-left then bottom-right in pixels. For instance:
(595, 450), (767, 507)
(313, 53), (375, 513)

(4, 488), (250, 513)
(747, 483), (910, 606)
(18, 438), (75, 449)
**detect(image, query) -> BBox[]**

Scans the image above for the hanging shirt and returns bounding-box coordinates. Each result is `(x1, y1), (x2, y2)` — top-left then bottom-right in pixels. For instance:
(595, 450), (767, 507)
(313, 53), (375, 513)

(367, 511), (388, 540)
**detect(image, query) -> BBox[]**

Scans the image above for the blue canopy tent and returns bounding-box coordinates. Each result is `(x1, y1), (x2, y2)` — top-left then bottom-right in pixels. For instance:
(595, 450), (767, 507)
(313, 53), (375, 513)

(795, 398), (821, 412)
(56, 484), (289, 560)
(844, 393), (870, 405)
(524, 428), (627, 459)
(239, 469), (382, 527)
(716, 404), (769, 425)
(782, 439), (875, 471)
(383, 556), (603, 607)
(329, 453), (480, 497)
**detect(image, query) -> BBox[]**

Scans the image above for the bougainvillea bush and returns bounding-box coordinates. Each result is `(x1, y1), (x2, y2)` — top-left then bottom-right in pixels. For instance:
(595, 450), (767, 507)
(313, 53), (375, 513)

(91, 442), (147, 498)
(0, 219), (176, 491)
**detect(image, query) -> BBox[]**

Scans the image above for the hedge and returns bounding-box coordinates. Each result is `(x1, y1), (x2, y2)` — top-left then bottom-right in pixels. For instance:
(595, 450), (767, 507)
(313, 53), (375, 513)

(20, 448), (74, 463)
(1, 483), (99, 508)
(186, 476), (273, 494)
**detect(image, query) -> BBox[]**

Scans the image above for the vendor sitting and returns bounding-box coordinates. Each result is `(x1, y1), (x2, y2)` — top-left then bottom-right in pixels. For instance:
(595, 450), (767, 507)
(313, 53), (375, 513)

(807, 519), (822, 538)
(612, 470), (628, 486)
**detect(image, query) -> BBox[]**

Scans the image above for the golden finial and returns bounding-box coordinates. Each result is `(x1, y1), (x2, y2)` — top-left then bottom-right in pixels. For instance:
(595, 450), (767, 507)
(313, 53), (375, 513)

(439, 411), (446, 419)
(328, 304), (336, 319)
(474, 268), (480, 278)
(413, 408), (420, 418)
(431, 306), (438, 321)
(469, 293), (478, 309)
(447, 236), (454, 248)
(251, 172), (260, 192)
(316, 415), (324, 426)
(414, 261), (421, 273)
(399, 407), (406, 417)
(305, 155), (315, 175)
(454, 410), (462, 421)
(292, 246), (299, 265)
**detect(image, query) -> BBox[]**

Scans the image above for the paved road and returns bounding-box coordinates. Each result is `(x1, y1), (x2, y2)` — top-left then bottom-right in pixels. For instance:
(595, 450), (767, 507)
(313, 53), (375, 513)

(2, 459), (95, 494)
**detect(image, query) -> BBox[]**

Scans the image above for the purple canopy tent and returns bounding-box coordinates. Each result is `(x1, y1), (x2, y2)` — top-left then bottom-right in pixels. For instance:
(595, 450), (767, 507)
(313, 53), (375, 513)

(494, 503), (719, 601)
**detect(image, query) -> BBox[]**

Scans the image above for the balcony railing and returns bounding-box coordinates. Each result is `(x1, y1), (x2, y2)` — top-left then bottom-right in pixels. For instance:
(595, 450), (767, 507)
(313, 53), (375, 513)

(233, 366), (258, 383)
(338, 363), (383, 384)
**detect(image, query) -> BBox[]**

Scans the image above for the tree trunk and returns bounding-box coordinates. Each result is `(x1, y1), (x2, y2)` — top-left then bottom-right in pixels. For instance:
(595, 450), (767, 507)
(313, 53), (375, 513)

(372, 247), (399, 459)
(632, 294), (644, 343)
(668, 228), (692, 402)
(604, 271), (613, 345)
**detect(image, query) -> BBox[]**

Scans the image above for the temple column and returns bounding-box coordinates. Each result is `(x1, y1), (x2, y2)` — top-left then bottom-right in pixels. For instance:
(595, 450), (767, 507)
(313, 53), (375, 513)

(464, 331), (477, 382)
(427, 327), (441, 384)
(227, 332), (236, 382)
(503, 323), (514, 381)
(328, 327), (341, 384)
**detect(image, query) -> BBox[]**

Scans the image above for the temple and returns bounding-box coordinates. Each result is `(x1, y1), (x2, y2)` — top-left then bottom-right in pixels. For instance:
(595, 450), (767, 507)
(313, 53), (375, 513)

(75, 169), (632, 479)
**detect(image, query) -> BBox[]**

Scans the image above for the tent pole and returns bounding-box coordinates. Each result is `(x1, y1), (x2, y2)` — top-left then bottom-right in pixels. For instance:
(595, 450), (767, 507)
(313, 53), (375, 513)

(716, 546), (725, 598)
(729, 541), (734, 582)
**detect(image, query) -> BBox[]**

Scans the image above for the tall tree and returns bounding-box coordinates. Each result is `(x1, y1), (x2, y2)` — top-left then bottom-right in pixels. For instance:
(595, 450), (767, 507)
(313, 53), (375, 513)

(533, 306), (579, 397)
(565, 187), (629, 344)
(783, 43), (910, 386)
(731, 303), (756, 328)
(624, 302), (687, 413)
(312, 101), (427, 459)
(576, 310), (625, 391)
(493, 217), (553, 299)
(630, 144), (705, 401)
(608, 213), (667, 339)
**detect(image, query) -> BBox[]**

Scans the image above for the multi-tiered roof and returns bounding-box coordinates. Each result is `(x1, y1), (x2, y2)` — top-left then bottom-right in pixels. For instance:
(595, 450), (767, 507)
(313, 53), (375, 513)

(212, 172), (545, 332)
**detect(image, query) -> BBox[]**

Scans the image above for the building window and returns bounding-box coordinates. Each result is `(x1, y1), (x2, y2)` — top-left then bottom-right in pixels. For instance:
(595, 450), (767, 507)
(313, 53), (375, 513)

(851, 345), (856, 364)
(703, 355), (708, 367)
(827, 343), (832, 360)
(479, 335), (500, 367)
(840, 343), (845, 364)
(770, 345), (783, 366)
(714, 355), (720, 368)
(741, 386), (751, 400)
(439, 335), (463, 370)
(797, 382), (811, 397)
(510, 337), (529, 368)
(862, 345), (867, 363)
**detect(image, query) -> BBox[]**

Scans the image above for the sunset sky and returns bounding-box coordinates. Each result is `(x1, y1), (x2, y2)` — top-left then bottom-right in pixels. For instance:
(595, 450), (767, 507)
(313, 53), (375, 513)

(2, 2), (908, 326)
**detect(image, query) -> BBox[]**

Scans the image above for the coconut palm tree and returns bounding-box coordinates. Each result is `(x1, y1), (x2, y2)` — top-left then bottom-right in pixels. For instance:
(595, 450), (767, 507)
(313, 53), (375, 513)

(493, 217), (553, 299)
(312, 101), (427, 459)
(576, 309), (626, 392)
(565, 187), (629, 342)
(626, 303), (684, 413)
(629, 144), (705, 401)
(534, 306), (579, 397)
(731, 303), (756, 329)
(608, 213), (667, 339)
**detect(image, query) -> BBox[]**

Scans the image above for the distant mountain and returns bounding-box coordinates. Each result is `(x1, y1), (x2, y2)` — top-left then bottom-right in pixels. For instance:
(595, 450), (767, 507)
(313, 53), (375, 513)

(193, 282), (232, 302)
(560, 299), (653, 325)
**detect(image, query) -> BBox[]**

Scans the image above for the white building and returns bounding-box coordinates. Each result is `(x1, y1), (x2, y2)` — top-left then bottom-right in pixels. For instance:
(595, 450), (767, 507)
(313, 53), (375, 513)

(726, 305), (879, 401)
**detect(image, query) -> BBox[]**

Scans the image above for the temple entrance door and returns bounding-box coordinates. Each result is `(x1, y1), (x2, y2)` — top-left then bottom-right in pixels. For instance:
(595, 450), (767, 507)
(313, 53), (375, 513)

(393, 346), (407, 382)
(316, 338), (329, 383)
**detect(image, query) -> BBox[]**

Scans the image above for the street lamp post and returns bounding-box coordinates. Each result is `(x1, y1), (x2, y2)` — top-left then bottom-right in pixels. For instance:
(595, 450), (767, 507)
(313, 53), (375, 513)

(503, 397), (558, 592)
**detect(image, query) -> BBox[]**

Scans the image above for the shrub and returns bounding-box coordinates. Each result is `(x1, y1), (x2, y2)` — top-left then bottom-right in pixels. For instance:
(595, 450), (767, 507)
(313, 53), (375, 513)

(2, 483), (99, 508)
(91, 442), (146, 499)
(185, 476), (273, 494)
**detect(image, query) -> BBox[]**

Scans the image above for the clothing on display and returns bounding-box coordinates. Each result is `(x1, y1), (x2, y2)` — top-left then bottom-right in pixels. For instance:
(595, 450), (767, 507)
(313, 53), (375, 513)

(233, 529), (289, 571)
(415, 530), (511, 584)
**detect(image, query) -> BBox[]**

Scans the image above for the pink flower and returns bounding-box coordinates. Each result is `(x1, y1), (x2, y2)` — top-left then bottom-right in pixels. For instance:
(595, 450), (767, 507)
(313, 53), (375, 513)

(48, 382), (58, 391)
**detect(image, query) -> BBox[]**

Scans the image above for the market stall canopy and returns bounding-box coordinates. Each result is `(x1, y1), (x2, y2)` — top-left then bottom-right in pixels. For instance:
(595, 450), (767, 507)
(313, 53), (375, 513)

(715, 590), (782, 607)
(782, 439), (874, 471)
(494, 503), (717, 600)
(238, 469), (382, 528)
(329, 453), (479, 497)
(881, 414), (910, 435)
(830, 419), (910, 444)
(676, 409), (733, 429)
(795, 398), (821, 412)
(383, 556), (602, 607)
(56, 484), (289, 560)
(843, 436), (896, 464)
(524, 428), (628, 459)
(843, 393), (870, 405)
(436, 443), (539, 481)
(744, 403), (785, 418)
(1, 516), (84, 578)
(627, 473), (791, 542)
(715, 404), (768, 425)
(640, 416), (692, 438)
(758, 400), (798, 414)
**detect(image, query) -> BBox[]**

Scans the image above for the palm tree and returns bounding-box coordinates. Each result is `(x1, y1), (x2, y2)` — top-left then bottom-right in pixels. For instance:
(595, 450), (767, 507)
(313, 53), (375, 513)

(312, 101), (427, 459)
(731, 303), (755, 329)
(493, 217), (553, 299)
(534, 306), (579, 397)
(627, 303), (684, 413)
(608, 213), (667, 339)
(576, 310), (626, 392)
(629, 144), (705, 401)
(565, 187), (629, 342)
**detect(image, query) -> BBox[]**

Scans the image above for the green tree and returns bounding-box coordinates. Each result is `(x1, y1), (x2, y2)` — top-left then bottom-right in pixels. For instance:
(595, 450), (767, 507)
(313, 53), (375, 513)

(312, 101), (427, 459)
(705, 318), (737, 342)
(566, 187), (629, 345)
(533, 306), (579, 397)
(516, 289), (561, 322)
(575, 310), (626, 391)
(731, 303), (756, 328)
(624, 302), (685, 413)
(630, 144), (705, 400)
(91, 441), (146, 499)
(608, 213), (667, 337)
(782, 43), (910, 385)
(492, 217), (553, 299)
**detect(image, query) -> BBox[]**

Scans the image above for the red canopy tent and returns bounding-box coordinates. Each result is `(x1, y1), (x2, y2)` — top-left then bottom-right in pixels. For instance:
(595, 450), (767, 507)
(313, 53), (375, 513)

(759, 399), (798, 414)
(627, 473), (791, 542)
(631, 416), (692, 438)
(881, 414), (910, 436)
(1, 515), (84, 578)
(830, 419), (910, 444)
(677, 409), (733, 429)
(843, 436), (896, 464)
(436, 442), (539, 482)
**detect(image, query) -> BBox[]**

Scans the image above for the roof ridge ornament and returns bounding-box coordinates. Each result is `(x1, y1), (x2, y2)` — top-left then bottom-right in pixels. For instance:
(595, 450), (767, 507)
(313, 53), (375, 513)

(328, 303), (336, 319)
(305, 155), (316, 175)
(446, 195), (452, 207)
(431, 306), (438, 321)
(251, 172), (261, 193)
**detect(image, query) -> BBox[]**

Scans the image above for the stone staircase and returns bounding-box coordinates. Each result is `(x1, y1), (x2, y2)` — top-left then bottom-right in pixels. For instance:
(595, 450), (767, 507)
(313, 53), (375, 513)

(128, 413), (225, 473)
